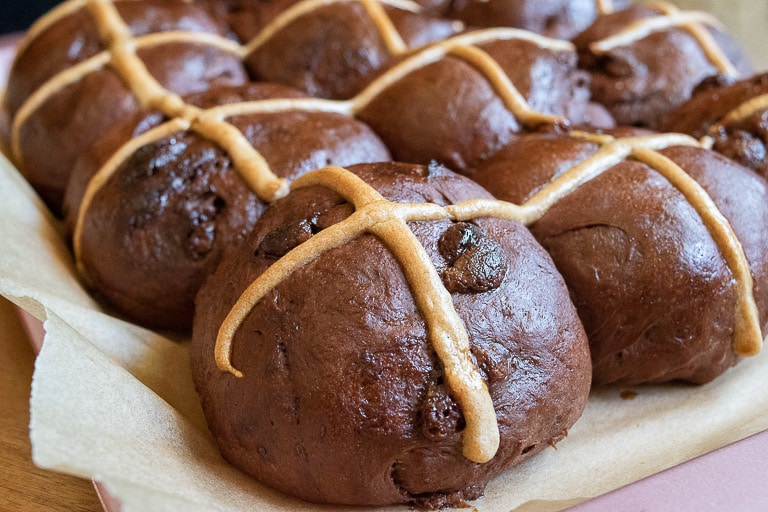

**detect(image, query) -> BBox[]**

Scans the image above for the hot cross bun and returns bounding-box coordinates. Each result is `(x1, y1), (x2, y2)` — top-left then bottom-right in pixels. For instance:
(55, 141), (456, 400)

(355, 28), (612, 173)
(7, 0), (248, 213)
(234, 0), (462, 99)
(66, 83), (391, 330)
(447, 0), (629, 40)
(573, 2), (752, 128)
(660, 73), (768, 180)
(472, 131), (768, 384)
(191, 161), (592, 508)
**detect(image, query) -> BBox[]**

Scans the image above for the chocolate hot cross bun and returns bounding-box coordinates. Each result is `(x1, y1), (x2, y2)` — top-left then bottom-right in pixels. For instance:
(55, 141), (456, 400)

(573, 1), (752, 128)
(7, 0), (248, 214)
(355, 28), (612, 173)
(65, 82), (391, 330)
(446, 0), (629, 40)
(201, 0), (460, 47)
(233, 0), (462, 99)
(192, 161), (591, 508)
(659, 73), (768, 180)
(471, 131), (768, 385)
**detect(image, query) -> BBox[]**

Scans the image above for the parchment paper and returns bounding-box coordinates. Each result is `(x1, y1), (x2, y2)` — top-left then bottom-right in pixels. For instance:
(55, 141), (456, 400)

(2, 148), (768, 512)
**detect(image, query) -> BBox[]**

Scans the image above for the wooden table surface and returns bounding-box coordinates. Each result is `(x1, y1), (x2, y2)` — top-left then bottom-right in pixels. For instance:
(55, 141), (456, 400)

(0, 296), (104, 512)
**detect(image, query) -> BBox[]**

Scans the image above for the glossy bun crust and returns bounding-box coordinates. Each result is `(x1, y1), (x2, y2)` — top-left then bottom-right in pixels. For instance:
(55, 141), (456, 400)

(447, 0), (629, 40)
(474, 133), (768, 385)
(660, 73), (768, 180)
(242, 1), (461, 99)
(7, 0), (247, 214)
(573, 4), (752, 128)
(192, 162), (592, 507)
(71, 84), (391, 330)
(357, 33), (604, 173)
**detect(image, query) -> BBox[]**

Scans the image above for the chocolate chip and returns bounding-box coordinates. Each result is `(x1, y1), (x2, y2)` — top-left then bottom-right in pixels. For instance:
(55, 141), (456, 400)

(258, 218), (315, 258)
(315, 203), (354, 230)
(419, 383), (463, 441)
(714, 130), (767, 172)
(438, 223), (508, 293)
(439, 222), (482, 263)
(186, 194), (222, 259)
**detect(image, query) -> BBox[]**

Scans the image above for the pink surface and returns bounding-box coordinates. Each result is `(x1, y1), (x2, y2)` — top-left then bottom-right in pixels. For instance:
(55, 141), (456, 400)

(567, 429), (768, 511)
(94, 482), (122, 512)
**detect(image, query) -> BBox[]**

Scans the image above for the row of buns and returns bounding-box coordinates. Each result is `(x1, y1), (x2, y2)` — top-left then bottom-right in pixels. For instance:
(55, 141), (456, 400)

(6, 0), (768, 508)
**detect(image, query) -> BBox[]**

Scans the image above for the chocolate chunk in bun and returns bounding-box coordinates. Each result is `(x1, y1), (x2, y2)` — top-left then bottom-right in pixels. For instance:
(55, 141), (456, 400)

(68, 83), (391, 330)
(473, 131), (768, 385)
(241, 0), (462, 99)
(447, 0), (629, 40)
(660, 73), (768, 180)
(573, 2), (752, 128)
(62, 81), (310, 234)
(5, 0), (226, 115)
(191, 161), (591, 508)
(7, 0), (247, 214)
(356, 28), (610, 174)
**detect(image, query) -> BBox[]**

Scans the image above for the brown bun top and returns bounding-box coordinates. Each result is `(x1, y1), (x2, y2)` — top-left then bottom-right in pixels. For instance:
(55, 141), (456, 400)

(198, 0), (303, 41)
(356, 28), (607, 173)
(573, 2), (752, 128)
(62, 81), (311, 235)
(447, 0), (629, 40)
(67, 83), (391, 330)
(222, 0), (463, 98)
(472, 131), (768, 384)
(659, 73), (768, 180)
(202, 0), (460, 44)
(6, 0), (224, 115)
(8, 0), (248, 213)
(192, 161), (591, 507)
(657, 74), (767, 138)
(242, 1), (462, 99)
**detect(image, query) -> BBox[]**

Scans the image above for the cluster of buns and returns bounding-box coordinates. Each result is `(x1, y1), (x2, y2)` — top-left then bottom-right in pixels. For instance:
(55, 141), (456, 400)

(6, 0), (768, 508)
